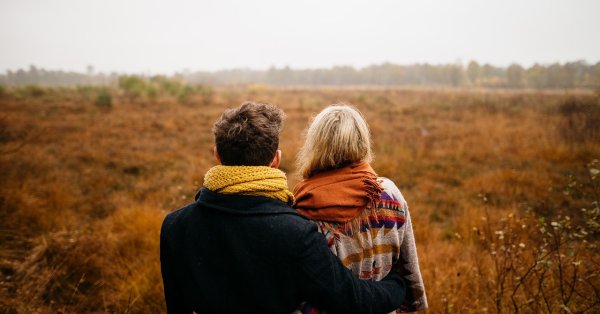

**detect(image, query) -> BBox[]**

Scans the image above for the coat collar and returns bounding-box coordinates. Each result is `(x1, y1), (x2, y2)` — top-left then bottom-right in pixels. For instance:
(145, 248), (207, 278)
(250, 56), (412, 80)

(194, 188), (302, 217)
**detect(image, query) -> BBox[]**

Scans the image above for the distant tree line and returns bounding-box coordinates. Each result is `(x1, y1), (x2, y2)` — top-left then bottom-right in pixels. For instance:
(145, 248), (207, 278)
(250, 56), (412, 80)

(1, 61), (599, 89)
(0, 65), (120, 86)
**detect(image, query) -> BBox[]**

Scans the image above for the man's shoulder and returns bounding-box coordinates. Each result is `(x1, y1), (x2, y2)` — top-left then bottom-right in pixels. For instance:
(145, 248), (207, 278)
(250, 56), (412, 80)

(268, 208), (314, 231)
(236, 197), (314, 236)
(161, 202), (197, 236)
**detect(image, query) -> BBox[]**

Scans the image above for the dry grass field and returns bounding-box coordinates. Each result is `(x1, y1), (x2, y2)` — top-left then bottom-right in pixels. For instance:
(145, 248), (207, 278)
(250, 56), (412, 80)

(0, 85), (599, 313)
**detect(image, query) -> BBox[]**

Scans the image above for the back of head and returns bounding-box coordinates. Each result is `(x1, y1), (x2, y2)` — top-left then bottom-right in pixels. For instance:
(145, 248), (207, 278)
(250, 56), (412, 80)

(296, 104), (372, 178)
(213, 102), (284, 166)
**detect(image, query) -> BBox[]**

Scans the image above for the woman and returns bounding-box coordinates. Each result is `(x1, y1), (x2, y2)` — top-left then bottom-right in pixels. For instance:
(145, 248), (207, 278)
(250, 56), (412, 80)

(293, 104), (428, 313)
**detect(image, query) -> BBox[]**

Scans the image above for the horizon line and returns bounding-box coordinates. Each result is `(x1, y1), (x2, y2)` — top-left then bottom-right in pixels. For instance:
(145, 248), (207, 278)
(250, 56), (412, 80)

(2, 59), (599, 76)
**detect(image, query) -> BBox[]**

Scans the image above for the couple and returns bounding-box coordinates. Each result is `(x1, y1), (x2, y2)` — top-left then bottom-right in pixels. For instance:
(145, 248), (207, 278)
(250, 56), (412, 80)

(160, 102), (427, 313)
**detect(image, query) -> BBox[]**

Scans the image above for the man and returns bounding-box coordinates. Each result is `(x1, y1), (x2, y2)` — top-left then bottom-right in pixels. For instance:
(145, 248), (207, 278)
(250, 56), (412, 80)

(160, 102), (407, 313)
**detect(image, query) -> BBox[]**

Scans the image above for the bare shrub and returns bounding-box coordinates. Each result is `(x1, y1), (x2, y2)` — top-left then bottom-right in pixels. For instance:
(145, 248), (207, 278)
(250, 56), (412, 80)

(94, 89), (113, 110)
(18, 85), (46, 98)
(474, 160), (600, 313)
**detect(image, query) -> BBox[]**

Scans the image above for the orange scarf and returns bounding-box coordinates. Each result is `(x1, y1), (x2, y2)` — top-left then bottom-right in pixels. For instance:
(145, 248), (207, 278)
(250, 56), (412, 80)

(293, 162), (383, 223)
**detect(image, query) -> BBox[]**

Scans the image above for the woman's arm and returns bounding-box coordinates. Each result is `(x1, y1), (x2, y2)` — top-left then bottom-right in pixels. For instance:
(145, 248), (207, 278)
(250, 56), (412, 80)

(380, 178), (428, 311)
(396, 208), (428, 311)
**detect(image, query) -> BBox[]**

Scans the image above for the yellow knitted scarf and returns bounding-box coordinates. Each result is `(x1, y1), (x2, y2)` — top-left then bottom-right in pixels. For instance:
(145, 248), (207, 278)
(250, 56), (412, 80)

(203, 165), (295, 206)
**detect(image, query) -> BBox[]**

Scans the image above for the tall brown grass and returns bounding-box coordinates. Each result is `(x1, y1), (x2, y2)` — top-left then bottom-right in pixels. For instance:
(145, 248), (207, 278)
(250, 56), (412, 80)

(0, 86), (598, 313)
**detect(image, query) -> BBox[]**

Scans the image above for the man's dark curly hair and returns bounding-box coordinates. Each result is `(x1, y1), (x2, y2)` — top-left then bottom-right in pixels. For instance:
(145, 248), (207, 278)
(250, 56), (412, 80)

(212, 102), (284, 166)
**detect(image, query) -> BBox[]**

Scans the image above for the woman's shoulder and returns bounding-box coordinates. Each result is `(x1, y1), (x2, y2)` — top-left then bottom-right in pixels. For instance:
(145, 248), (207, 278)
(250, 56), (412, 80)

(377, 177), (408, 208)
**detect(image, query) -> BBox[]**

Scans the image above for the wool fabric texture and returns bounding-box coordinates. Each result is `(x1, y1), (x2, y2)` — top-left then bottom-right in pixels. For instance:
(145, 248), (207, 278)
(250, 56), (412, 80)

(203, 165), (295, 206)
(293, 162), (383, 223)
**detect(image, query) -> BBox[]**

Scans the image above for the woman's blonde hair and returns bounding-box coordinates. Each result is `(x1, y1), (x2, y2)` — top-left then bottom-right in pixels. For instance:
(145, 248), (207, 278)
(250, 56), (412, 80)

(296, 104), (372, 178)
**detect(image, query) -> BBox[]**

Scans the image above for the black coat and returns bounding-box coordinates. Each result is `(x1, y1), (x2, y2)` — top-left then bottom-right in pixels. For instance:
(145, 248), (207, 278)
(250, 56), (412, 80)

(160, 188), (406, 314)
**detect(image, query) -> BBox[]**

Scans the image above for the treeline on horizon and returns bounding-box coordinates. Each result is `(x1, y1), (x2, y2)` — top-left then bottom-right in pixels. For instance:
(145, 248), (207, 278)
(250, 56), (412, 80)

(1, 60), (599, 90)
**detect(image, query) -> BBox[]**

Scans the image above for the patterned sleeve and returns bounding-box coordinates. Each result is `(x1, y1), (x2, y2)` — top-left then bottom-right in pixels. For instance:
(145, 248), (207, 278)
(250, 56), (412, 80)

(380, 178), (428, 312)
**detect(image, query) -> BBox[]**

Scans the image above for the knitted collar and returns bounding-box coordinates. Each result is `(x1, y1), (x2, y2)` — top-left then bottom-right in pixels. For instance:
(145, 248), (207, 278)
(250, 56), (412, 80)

(293, 162), (383, 223)
(203, 165), (295, 206)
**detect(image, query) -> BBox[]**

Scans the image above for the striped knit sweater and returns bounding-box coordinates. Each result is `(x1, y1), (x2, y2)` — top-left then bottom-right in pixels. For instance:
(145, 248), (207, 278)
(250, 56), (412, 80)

(297, 177), (428, 313)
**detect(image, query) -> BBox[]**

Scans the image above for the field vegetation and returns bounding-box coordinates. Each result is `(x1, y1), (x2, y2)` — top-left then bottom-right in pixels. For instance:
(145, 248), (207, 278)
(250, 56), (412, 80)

(0, 82), (599, 313)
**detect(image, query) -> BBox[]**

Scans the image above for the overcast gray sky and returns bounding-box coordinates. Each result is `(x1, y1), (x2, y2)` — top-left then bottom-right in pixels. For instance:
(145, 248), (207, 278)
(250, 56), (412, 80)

(1, 0), (599, 74)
